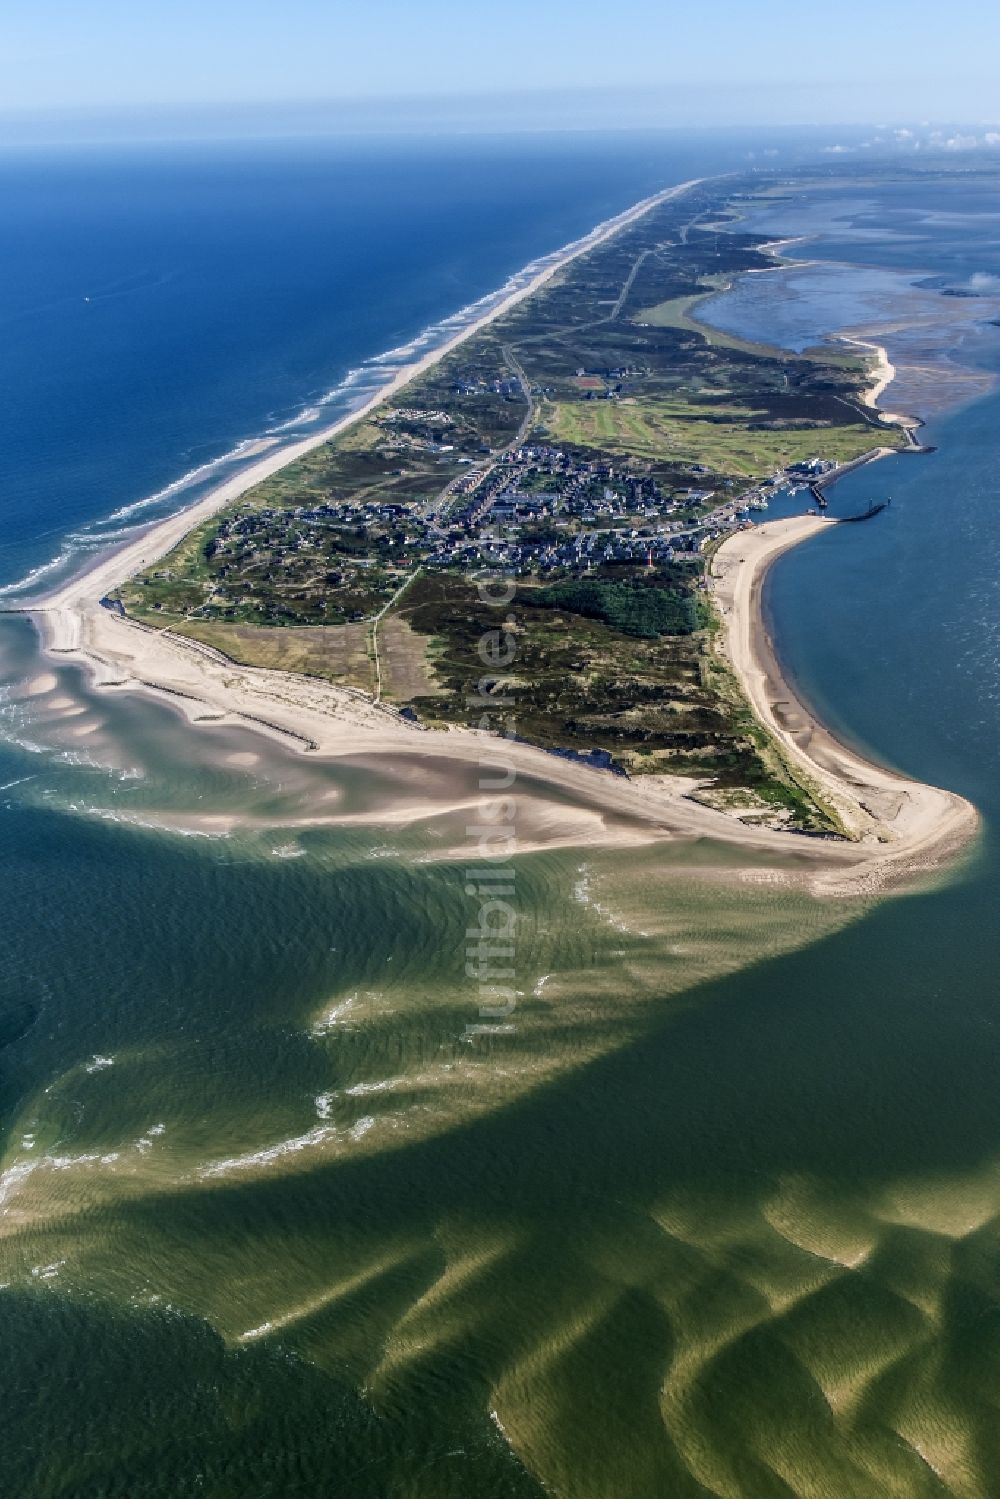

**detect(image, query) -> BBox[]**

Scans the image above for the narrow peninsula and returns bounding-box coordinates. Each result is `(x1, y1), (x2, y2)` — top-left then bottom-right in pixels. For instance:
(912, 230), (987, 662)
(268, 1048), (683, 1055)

(37, 172), (975, 888)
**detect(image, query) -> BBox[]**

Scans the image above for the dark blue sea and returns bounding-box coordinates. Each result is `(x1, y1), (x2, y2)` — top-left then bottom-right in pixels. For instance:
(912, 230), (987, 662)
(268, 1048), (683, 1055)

(0, 129), (781, 596)
(4, 137), (1000, 1497)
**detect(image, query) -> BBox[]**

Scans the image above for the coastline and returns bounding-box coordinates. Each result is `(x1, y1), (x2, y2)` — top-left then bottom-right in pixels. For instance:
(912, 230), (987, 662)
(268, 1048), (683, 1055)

(694, 281), (976, 886)
(15, 176), (978, 896)
(24, 509), (977, 897)
(698, 257), (976, 888)
(835, 333), (923, 430)
(32, 177), (701, 619)
(708, 516), (977, 892)
(695, 210), (1000, 421)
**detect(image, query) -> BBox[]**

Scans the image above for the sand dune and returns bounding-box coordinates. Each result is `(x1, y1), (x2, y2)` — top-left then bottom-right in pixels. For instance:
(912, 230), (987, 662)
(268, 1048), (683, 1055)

(19, 177), (977, 897)
(24, 515), (976, 899)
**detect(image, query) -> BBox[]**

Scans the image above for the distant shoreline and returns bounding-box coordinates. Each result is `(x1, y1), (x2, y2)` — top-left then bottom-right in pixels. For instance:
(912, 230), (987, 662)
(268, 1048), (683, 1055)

(692, 210), (1000, 419)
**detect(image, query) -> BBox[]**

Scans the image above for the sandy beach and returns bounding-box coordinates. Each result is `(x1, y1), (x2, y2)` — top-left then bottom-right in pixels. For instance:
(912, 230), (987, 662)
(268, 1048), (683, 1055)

(35, 176), (701, 627)
(708, 515), (977, 892)
(24, 502), (977, 896)
(18, 176), (978, 896)
(836, 333), (921, 429)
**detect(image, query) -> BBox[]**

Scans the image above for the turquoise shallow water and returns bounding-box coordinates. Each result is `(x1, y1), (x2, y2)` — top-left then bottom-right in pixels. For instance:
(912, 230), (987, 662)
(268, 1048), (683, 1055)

(4, 166), (1000, 1495)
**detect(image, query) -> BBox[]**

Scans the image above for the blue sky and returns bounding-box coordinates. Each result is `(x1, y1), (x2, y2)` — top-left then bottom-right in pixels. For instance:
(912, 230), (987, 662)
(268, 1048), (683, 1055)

(1, 0), (997, 126)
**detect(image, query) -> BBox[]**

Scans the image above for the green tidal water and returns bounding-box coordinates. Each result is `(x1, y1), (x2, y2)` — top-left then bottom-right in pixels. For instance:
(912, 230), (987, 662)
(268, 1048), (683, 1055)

(0, 594), (992, 1499)
(7, 174), (1000, 1497)
(0, 613), (870, 1498)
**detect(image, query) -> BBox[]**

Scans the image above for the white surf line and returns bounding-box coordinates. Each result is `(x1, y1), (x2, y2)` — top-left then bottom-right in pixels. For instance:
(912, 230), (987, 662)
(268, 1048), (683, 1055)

(34, 176), (704, 633)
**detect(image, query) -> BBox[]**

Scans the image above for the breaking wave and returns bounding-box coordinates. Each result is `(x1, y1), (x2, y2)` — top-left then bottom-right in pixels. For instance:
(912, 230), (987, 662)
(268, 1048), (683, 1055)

(0, 186), (666, 607)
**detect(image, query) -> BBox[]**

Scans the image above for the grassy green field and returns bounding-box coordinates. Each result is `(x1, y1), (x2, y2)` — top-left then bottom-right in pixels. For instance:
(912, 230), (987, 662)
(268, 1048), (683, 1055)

(542, 397), (896, 479)
(634, 291), (787, 356)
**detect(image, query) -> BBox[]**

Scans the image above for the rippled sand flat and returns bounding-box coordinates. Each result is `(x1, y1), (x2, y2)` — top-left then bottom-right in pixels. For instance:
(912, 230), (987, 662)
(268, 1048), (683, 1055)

(3, 577), (996, 1497)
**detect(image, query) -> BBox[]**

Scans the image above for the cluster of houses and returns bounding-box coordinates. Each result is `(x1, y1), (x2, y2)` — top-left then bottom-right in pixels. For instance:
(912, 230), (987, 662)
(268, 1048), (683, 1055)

(450, 445), (682, 532)
(378, 407), (454, 427)
(786, 457), (836, 479)
(450, 374), (523, 401)
(189, 433), (835, 617)
(422, 443), (739, 575)
(425, 526), (690, 576)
